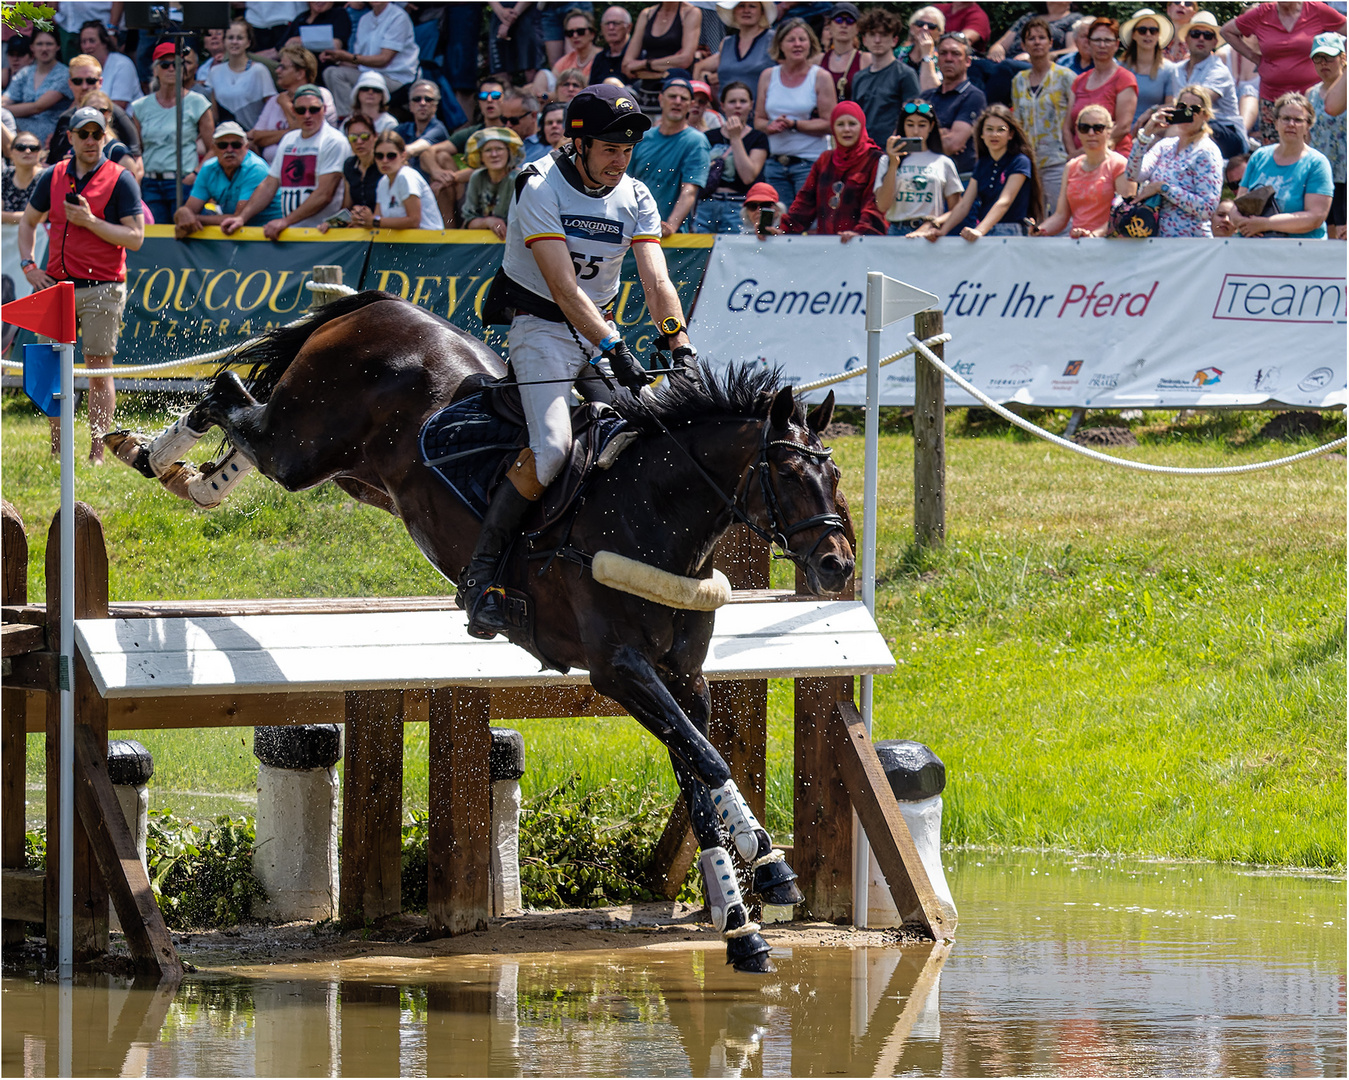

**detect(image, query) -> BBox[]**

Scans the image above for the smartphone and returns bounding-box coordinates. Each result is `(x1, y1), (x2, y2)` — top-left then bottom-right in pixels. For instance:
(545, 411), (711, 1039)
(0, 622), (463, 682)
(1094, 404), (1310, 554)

(1169, 103), (1196, 124)
(758, 208), (774, 234)
(899, 137), (925, 154)
(65, 191), (80, 205)
(325, 208), (352, 227)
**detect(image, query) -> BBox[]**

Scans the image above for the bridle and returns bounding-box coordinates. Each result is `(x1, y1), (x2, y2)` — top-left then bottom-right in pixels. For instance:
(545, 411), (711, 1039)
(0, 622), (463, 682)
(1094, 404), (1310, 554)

(740, 420), (848, 568)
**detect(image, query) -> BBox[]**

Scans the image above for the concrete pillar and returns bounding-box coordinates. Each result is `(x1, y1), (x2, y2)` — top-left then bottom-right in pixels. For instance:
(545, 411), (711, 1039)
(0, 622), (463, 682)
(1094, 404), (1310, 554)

(489, 728), (525, 917)
(252, 725), (342, 921)
(106, 740), (152, 934)
(866, 740), (957, 928)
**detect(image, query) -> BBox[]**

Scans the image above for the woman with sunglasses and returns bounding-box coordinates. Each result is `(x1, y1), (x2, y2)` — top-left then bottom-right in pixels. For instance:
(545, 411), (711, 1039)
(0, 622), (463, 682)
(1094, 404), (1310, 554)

(916, 104), (1043, 241)
(1032, 104), (1134, 237)
(2, 30), (71, 148)
(2, 131), (42, 224)
(207, 20), (276, 132)
(1121, 9), (1182, 133)
(338, 115), (382, 217)
(1066, 18), (1139, 156)
(459, 126), (523, 239)
(359, 130), (443, 231)
(349, 70), (398, 135)
(1231, 90), (1333, 237)
(1126, 83), (1223, 235)
(775, 100), (885, 240)
(553, 10), (601, 83)
(129, 41), (215, 224)
(874, 99), (962, 236)
(822, 3), (869, 102)
(898, 6), (945, 80)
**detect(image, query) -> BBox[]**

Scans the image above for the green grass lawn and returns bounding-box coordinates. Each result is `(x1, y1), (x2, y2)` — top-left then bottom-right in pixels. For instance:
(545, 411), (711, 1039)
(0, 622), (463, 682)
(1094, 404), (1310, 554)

(5, 394), (1345, 870)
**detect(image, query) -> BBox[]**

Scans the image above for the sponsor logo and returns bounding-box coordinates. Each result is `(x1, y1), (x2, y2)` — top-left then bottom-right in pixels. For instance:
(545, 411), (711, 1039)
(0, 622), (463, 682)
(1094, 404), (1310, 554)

(989, 361), (1033, 389)
(1193, 366), (1222, 386)
(1251, 367), (1282, 393)
(1089, 372), (1118, 389)
(1298, 367), (1334, 392)
(560, 215), (624, 244)
(1213, 274), (1345, 324)
(616, 97), (634, 111)
(1063, 360), (1083, 377)
(844, 356), (861, 371)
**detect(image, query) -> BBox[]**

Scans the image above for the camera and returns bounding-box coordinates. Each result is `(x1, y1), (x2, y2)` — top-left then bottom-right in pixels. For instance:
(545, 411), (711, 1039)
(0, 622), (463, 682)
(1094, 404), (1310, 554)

(757, 208), (774, 234)
(1169, 103), (1196, 124)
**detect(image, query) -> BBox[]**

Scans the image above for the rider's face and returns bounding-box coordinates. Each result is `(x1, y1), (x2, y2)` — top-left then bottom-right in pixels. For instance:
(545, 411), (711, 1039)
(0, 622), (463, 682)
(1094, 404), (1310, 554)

(576, 139), (633, 186)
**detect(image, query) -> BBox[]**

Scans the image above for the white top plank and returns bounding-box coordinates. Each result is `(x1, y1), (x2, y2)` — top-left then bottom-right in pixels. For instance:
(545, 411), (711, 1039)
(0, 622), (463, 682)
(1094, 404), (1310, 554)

(75, 600), (894, 698)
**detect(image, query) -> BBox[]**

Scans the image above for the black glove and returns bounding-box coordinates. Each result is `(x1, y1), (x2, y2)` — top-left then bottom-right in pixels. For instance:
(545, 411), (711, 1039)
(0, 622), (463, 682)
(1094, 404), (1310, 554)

(671, 343), (699, 376)
(603, 338), (653, 391)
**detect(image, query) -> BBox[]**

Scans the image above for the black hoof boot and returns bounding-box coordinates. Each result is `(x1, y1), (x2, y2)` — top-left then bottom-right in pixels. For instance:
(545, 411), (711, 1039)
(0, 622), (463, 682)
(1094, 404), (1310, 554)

(726, 931), (775, 973)
(753, 859), (804, 906)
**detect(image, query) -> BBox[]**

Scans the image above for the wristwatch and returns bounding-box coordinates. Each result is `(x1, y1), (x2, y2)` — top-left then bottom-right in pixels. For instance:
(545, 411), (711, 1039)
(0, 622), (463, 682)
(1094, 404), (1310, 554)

(659, 317), (685, 336)
(20, 259), (35, 270)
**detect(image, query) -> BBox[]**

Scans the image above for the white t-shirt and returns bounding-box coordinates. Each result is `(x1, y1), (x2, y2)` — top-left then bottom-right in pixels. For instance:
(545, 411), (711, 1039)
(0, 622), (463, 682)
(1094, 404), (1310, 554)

(502, 151), (661, 309)
(253, 88), (339, 163)
(268, 123), (351, 226)
(873, 150), (964, 224)
(376, 165), (443, 229)
(208, 60), (276, 129)
(352, 4), (420, 88)
(100, 52), (141, 105)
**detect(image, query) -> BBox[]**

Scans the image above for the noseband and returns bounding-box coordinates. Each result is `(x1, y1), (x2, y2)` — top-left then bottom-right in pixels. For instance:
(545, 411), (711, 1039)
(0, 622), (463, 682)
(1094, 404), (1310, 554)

(739, 420), (848, 569)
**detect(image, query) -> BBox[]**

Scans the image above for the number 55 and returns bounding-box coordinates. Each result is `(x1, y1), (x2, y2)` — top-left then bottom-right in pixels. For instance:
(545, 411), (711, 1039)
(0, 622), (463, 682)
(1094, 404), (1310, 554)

(570, 252), (602, 280)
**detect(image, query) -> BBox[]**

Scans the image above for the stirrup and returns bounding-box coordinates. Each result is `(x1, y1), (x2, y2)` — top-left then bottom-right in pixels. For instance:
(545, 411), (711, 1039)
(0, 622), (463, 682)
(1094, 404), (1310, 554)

(466, 584), (508, 639)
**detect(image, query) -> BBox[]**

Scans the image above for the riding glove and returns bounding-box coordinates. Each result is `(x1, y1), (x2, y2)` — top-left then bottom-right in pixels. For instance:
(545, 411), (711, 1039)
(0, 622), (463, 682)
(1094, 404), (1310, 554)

(603, 339), (653, 391)
(671, 344), (699, 376)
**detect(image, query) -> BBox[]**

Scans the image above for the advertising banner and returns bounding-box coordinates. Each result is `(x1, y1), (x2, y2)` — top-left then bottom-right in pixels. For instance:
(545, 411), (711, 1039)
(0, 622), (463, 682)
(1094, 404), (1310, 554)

(688, 235), (1347, 409)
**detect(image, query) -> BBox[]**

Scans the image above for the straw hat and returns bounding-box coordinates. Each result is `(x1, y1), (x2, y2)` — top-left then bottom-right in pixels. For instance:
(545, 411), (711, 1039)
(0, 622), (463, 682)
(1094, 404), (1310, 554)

(717, 0), (776, 29)
(466, 126), (524, 169)
(1121, 8), (1175, 49)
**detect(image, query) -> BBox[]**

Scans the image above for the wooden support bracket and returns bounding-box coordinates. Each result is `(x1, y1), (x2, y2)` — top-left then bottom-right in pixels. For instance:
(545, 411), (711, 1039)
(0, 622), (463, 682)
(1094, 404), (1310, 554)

(427, 687), (491, 936)
(72, 724), (183, 979)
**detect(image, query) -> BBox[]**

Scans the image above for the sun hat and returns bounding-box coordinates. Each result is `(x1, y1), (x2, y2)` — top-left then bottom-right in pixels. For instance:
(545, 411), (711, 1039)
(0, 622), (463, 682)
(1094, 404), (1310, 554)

(717, 0), (777, 28)
(1121, 9), (1175, 49)
(744, 181), (779, 205)
(1187, 11), (1221, 30)
(212, 120), (247, 141)
(351, 69), (390, 110)
(1310, 32), (1345, 58)
(465, 125), (524, 169)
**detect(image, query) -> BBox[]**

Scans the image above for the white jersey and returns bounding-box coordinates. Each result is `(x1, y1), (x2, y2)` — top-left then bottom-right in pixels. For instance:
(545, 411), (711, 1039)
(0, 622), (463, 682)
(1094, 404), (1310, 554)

(501, 150), (662, 310)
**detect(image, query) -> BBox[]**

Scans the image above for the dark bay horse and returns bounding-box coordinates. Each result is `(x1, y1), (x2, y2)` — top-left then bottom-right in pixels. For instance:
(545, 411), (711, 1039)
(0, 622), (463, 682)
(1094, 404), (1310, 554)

(106, 291), (855, 972)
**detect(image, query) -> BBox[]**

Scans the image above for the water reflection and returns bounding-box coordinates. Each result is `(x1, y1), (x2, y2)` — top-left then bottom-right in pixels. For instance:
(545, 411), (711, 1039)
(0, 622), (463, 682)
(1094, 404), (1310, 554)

(1, 852), (1343, 1077)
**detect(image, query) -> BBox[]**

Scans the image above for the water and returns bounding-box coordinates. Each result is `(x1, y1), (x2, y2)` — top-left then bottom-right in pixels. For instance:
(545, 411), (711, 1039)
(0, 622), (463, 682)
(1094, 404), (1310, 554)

(3, 851), (1343, 1077)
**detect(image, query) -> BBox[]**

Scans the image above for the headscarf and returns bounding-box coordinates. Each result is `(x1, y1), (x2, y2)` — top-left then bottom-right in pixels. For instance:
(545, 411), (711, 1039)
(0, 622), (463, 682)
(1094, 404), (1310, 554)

(828, 101), (879, 175)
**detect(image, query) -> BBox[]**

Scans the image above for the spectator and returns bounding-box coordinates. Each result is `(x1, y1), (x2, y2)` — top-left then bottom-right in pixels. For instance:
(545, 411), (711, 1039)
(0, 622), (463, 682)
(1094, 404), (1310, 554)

(695, 79), (768, 232)
(1223, 1), (1346, 145)
(695, 1), (774, 103)
(589, 6), (634, 85)
(280, 3), (353, 62)
(935, 3), (991, 55)
(540, 99), (569, 149)
(1212, 195), (1237, 234)
(488, 2), (545, 83)
(554, 8), (602, 81)
(84, 92), (140, 181)
(1307, 33), (1345, 239)
(2, 130), (42, 223)
(349, 70), (398, 134)
(921, 31), (986, 175)
(77, 22), (140, 109)
(554, 68), (590, 103)
(245, 2), (305, 55)
(623, 2), (702, 113)
(426, 77), (509, 225)
(3, 30), (71, 147)
(873, 99), (963, 235)
(987, 3), (1078, 63)
(1121, 9), (1182, 131)
(822, 3), (868, 102)
(501, 89), (550, 163)
(250, 45), (337, 166)
(852, 8), (920, 147)
(689, 79), (722, 130)
(208, 20), (277, 130)
(1232, 90), (1333, 237)
(49, 54), (141, 165)
(459, 126), (523, 238)
(323, 1), (420, 107)
(916, 103), (1043, 240)
(1012, 17), (1073, 209)
(899, 6), (945, 83)
(397, 80), (451, 177)
(222, 83), (349, 238)
(174, 120), (281, 237)
(130, 42), (215, 223)
(776, 100), (885, 239)
(629, 75), (711, 233)
(1177, 11), (1249, 159)
(16, 105), (144, 463)
(1061, 17), (1096, 75)
(541, 2), (595, 69)
(755, 18), (836, 208)
(1066, 19), (1138, 157)
(197, 29), (226, 82)
(356, 130), (443, 231)
(448, 77), (508, 152)
(339, 115), (382, 213)
(4, 38), (33, 95)
(1032, 104), (1134, 236)
(1163, 1), (1199, 62)
(1126, 83), (1224, 235)
(740, 179), (784, 233)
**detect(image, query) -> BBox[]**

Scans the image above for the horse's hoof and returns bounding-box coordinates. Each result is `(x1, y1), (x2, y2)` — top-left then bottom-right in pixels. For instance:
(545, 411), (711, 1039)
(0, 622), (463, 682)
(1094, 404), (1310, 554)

(157, 460), (219, 508)
(752, 858), (804, 907)
(103, 430), (157, 479)
(726, 931), (775, 973)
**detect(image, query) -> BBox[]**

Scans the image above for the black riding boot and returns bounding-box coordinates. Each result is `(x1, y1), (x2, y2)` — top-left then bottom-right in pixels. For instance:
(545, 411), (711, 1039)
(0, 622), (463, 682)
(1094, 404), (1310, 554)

(457, 483), (534, 640)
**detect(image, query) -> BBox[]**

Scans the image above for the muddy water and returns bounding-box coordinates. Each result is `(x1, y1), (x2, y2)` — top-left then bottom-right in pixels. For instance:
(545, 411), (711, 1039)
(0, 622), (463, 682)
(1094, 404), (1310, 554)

(3, 851), (1343, 1077)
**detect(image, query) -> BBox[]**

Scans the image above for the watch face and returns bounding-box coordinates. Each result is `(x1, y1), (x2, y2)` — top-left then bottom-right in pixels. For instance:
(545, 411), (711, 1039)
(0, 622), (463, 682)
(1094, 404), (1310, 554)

(660, 317), (683, 335)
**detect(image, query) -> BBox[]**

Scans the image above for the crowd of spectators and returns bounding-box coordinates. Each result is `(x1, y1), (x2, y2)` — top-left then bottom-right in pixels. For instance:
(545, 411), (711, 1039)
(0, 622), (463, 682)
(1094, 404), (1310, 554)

(2, 1), (1345, 244)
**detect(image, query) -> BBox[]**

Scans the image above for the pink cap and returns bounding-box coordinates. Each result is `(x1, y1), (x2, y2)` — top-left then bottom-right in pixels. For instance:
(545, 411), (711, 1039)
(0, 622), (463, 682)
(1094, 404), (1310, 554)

(744, 182), (779, 204)
(690, 79), (713, 99)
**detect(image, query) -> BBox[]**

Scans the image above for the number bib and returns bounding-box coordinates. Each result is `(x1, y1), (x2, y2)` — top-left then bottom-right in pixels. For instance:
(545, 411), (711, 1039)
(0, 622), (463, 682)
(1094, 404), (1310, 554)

(502, 152), (663, 310)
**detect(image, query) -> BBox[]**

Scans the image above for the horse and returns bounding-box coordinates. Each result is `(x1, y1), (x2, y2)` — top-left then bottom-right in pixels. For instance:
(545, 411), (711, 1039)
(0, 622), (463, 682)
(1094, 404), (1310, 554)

(104, 290), (856, 972)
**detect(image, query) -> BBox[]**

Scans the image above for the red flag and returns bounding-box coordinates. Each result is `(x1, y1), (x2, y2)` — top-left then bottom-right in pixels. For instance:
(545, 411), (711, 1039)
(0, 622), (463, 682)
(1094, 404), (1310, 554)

(2, 281), (77, 344)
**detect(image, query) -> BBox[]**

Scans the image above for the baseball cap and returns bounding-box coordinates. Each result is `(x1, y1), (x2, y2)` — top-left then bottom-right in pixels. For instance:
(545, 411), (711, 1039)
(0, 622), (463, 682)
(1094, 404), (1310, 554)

(1311, 32), (1345, 57)
(829, 2), (861, 19)
(564, 84), (652, 143)
(69, 106), (107, 132)
(293, 83), (325, 103)
(689, 79), (713, 99)
(212, 120), (247, 141)
(662, 74), (694, 95)
(151, 41), (178, 61)
(744, 182), (779, 205)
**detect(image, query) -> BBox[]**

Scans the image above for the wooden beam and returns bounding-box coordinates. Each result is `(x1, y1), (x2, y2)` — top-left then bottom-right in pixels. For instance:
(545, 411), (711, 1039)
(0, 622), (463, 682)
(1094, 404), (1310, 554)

(427, 687), (491, 935)
(913, 309), (946, 549)
(2, 622), (44, 656)
(25, 690), (346, 733)
(488, 685), (626, 720)
(828, 699), (956, 940)
(2, 501), (29, 945)
(72, 724), (183, 979)
(2, 868), (45, 923)
(794, 675), (853, 922)
(340, 689), (404, 929)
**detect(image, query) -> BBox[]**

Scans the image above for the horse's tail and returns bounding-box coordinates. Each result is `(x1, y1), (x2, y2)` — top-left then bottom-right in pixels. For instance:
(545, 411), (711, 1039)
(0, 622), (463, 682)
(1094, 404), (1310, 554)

(216, 289), (400, 402)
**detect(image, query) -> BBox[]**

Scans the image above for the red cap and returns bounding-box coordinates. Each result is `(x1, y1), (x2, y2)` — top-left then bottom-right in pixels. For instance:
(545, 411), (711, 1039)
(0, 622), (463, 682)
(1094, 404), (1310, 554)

(690, 79), (713, 99)
(744, 182), (779, 205)
(152, 41), (178, 61)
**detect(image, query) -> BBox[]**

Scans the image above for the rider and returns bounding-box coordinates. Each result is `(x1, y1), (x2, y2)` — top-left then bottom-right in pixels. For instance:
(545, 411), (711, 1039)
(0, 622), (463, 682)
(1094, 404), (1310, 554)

(459, 83), (699, 640)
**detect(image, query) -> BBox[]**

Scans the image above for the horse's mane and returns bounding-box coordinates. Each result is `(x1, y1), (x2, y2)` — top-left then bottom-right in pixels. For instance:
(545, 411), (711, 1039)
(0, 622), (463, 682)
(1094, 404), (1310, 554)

(616, 361), (804, 435)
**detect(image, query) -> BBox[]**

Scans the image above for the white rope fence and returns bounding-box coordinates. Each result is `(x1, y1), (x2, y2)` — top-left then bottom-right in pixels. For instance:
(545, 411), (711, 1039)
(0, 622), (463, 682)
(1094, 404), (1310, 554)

(794, 333), (952, 393)
(904, 332), (1347, 476)
(1, 279), (359, 377)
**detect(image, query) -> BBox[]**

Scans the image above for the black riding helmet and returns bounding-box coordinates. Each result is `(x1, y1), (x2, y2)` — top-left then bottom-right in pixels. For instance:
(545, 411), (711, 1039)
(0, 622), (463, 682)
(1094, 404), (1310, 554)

(564, 84), (652, 144)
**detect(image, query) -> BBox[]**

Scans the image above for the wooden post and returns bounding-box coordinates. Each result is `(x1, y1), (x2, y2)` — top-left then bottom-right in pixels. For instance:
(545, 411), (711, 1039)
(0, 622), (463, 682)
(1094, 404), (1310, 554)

(340, 690), (404, 929)
(913, 309), (946, 549)
(309, 265), (343, 310)
(426, 687), (491, 935)
(3, 501), (30, 944)
(44, 502), (109, 961)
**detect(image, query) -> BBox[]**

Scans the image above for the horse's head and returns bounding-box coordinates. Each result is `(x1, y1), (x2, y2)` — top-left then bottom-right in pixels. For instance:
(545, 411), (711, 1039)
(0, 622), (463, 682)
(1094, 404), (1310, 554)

(744, 387), (856, 596)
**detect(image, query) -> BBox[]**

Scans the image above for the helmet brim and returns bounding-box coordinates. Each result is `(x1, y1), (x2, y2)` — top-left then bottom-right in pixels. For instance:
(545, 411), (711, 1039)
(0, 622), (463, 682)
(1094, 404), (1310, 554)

(587, 114), (653, 145)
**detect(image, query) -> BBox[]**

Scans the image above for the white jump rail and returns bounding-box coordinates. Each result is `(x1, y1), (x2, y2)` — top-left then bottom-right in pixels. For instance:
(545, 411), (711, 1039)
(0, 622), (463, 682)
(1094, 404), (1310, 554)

(74, 600), (894, 699)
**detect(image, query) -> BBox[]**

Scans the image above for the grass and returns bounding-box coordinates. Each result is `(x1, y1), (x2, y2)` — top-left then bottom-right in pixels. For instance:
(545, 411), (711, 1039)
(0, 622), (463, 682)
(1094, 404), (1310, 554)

(4, 393), (1345, 870)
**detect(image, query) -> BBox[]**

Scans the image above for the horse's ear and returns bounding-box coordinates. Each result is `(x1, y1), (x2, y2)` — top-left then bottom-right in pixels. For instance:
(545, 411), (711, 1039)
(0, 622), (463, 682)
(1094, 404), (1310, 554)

(807, 391), (834, 435)
(770, 386), (796, 430)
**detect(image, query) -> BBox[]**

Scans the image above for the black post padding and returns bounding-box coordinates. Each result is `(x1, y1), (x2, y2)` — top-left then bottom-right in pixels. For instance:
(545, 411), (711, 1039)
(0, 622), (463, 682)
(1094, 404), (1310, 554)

(489, 728), (525, 783)
(107, 739), (154, 786)
(874, 740), (945, 802)
(253, 725), (343, 770)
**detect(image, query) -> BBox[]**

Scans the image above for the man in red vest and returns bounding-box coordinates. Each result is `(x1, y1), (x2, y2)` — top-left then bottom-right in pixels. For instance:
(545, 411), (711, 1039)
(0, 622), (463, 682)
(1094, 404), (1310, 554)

(17, 105), (144, 464)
